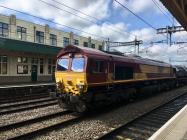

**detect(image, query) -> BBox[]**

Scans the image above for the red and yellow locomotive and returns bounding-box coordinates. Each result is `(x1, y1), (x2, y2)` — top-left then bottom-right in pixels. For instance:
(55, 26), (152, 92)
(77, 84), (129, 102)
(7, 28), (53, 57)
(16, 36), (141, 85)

(52, 45), (175, 112)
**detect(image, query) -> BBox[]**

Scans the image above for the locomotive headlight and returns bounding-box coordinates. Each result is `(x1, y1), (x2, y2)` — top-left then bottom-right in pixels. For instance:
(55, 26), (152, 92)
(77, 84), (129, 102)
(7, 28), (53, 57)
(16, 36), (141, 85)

(76, 84), (84, 92)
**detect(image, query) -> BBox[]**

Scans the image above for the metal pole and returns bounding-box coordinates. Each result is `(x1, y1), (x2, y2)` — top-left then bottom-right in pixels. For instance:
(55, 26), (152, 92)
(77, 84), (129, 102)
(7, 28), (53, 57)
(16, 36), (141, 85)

(135, 37), (137, 54)
(137, 43), (139, 55)
(107, 38), (110, 52)
(166, 26), (169, 45)
(169, 32), (172, 46)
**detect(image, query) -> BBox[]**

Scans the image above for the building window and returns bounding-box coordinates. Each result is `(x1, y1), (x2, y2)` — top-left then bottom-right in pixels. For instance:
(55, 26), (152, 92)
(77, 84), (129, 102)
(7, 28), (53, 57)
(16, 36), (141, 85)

(31, 58), (38, 64)
(17, 57), (28, 74)
(17, 57), (28, 63)
(99, 45), (103, 50)
(48, 58), (56, 74)
(74, 39), (79, 45)
(50, 34), (57, 46)
(17, 65), (28, 74)
(0, 22), (8, 37)
(91, 44), (95, 48)
(17, 26), (26, 41)
(0, 56), (7, 74)
(40, 58), (44, 74)
(83, 42), (88, 47)
(36, 31), (44, 44)
(63, 37), (69, 47)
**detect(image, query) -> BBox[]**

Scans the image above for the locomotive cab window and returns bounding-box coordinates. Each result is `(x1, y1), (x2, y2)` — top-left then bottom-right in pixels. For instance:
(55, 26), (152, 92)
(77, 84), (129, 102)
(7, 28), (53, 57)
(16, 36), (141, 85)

(115, 65), (133, 80)
(57, 57), (85, 72)
(57, 58), (69, 71)
(71, 57), (85, 72)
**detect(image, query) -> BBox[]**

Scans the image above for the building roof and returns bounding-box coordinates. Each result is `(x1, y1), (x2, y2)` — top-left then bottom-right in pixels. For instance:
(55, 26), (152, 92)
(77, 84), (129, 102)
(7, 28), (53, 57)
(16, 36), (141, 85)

(0, 37), (62, 55)
(160, 0), (187, 30)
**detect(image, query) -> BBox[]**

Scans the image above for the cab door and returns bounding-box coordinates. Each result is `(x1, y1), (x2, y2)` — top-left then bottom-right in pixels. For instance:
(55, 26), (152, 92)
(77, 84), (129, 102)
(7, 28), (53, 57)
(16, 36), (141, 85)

(87, 59), (107, 84)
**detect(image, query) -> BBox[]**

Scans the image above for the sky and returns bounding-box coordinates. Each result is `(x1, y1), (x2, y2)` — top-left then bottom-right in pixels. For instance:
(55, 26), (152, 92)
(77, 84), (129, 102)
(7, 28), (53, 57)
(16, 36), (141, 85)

(0, 0), (187, 65)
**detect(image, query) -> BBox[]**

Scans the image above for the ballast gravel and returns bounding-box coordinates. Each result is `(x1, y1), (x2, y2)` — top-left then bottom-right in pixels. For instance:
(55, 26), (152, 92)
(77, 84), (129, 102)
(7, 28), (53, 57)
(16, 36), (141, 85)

(0, 104), (62, 126)
(0, 113), (76, 139)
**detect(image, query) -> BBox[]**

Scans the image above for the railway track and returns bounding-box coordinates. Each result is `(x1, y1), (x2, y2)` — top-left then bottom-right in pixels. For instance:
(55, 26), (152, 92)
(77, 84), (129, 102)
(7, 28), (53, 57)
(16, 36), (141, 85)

(97, 92), (187, 140)
(0, 97), (57, 115)
(0, 110), (71, 132)
(0, 97), (55, 109)
(0, 92), (50, 104)
(0, 110), (84, 140)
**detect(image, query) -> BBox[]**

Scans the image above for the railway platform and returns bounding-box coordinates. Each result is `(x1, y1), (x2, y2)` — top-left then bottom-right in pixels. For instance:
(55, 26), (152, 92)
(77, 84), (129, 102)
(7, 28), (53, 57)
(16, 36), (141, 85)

(0, 82), (55, 89)
(149, 105), (187, 140)
(0, 82), (56, 104)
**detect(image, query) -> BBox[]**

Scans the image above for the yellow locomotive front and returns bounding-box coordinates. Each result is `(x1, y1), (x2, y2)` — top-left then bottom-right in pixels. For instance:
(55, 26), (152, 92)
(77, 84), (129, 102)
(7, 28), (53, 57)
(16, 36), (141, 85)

(53, 53), (89, 112)
(56, 55), (87, 94)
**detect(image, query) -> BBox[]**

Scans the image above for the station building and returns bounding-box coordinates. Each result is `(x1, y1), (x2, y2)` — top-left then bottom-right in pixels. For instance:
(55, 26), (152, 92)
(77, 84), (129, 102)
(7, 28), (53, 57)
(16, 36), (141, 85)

(0, 14), (104, 84)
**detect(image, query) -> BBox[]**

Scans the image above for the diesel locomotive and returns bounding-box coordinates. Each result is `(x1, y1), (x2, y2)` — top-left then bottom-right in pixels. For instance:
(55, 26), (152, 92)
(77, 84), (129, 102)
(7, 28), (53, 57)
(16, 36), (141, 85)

(51, 45), (178, 112)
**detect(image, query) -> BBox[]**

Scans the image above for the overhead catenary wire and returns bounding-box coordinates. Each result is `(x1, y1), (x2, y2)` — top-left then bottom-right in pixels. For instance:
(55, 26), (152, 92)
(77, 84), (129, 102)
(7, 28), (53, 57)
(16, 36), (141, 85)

(114, 0), (157, 30)
(152, 0), (177, 25)
(152, 0), (177, 26)
(50, 0), (100, 22)
(41, 0), (173, 44)
(0, 5), (108, 40)
(114, 0), (169, 42)
(37, 0), (137, 38)
(49, 0), (137, 37)
(151, 0), (173, 25)
(38, 0), (97, 24)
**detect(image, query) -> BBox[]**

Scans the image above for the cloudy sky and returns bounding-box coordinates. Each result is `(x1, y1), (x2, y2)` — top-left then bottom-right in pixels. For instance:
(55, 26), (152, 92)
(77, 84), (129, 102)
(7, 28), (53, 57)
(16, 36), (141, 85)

(0, 0), (187, 65)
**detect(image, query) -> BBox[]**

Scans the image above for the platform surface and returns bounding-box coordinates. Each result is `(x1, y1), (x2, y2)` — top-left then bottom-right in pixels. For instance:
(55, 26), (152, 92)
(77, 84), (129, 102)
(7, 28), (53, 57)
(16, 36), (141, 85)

(149, 104), (187, 140)
(0, 82), (55, 89)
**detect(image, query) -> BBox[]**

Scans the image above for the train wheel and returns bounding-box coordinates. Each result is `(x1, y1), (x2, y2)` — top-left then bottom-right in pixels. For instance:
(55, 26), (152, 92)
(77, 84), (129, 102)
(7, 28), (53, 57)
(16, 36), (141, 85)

(157, 84), (161, 93)
(58, 98), (69, 110)
(74, 101), (87, 113)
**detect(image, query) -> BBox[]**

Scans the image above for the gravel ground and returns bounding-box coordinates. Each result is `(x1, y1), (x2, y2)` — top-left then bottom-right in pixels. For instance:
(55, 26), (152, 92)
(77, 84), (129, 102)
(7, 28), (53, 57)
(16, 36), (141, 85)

(0, 104), (63, 126)
(35, 86), (187, 140)
(0, 113), (76, 139)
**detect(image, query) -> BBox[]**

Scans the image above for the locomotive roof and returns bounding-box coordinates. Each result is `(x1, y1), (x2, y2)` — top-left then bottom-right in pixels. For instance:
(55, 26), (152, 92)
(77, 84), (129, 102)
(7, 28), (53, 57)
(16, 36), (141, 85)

(57, 44), (107, 57)
(57, 45), (171, 67)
